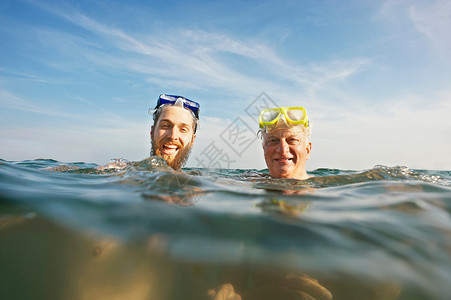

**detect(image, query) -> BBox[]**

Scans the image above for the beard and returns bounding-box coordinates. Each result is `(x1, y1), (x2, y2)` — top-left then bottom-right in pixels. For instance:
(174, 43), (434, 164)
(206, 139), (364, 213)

(151, 136), (193, 170)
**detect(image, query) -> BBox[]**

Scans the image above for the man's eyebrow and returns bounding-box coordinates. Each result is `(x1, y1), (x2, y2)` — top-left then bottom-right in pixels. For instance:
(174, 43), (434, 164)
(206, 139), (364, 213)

(160, 119), (192, 128)
(265, 134), (279, 139)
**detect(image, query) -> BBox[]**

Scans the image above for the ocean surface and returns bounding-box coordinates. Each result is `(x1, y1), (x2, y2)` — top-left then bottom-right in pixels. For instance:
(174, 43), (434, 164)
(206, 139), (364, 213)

(1, 157), (450, 300)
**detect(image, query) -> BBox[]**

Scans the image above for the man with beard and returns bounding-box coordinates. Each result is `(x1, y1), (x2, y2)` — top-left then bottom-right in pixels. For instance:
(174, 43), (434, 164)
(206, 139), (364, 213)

(149, 94), (199, 170)
(51, 94), (200, 172)
(98, 94), (199, 171)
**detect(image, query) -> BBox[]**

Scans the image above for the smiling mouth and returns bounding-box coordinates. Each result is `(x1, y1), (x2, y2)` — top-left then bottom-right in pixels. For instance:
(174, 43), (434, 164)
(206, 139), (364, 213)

(275, 157), (294, 163)
(162, 144), (179, 155)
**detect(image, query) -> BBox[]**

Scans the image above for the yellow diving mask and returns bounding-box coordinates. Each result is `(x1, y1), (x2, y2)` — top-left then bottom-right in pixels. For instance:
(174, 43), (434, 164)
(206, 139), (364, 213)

(259, 107), (308, 129)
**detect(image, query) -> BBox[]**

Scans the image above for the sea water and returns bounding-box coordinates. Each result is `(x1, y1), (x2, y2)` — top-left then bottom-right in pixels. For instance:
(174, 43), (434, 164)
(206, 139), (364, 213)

(0, 157), (450, 300)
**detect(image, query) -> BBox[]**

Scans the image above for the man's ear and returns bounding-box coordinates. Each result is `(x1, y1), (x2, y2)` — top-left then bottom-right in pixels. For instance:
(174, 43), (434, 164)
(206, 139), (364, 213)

(306, 142), (312, 160)
(150, 126), (154, 137)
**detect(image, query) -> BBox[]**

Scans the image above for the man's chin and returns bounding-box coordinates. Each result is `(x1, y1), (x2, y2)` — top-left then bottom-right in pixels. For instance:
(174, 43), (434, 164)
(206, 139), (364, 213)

(270, 166), (294, 178)
(152, 144), (193, 170)
(160, 154), (176, 167)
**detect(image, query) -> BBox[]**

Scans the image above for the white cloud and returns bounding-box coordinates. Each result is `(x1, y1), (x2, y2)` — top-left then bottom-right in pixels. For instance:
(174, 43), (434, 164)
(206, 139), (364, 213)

(410, 0), (451, 59)
(0, 89), (78, 118)
(380, 0), (451, 61)
(0, 88), (132, 127)
(0, 122), (150, 164)
(311, 89), (451, 170)
(25, 0), (372, 100)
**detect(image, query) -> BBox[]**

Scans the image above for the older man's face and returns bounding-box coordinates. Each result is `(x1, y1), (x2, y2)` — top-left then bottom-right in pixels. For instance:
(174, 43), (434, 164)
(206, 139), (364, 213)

(262, 127), (311, 179)
(151, 106), (196, 170)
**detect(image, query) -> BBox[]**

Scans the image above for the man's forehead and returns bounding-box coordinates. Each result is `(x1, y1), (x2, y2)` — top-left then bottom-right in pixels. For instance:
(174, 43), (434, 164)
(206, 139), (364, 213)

(160, 106), (192, 119)
(158, 106), (195, 127)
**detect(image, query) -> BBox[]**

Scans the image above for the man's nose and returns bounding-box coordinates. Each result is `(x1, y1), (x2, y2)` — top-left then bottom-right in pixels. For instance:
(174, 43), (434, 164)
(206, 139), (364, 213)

(167, 128), (179, 140)
(278, 140), (290, 154)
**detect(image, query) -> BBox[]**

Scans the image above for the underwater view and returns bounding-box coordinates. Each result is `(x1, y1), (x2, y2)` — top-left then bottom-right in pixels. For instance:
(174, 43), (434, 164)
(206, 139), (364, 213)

(1, 158), (450, 300)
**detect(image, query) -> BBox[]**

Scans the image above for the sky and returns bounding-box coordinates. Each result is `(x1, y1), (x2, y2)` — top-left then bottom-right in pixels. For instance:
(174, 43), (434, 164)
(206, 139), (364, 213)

(1, 0), (450, 171)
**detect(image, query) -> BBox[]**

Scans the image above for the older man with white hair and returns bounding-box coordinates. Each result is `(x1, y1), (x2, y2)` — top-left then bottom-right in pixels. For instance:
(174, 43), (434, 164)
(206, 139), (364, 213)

(258, 106), (312, 180)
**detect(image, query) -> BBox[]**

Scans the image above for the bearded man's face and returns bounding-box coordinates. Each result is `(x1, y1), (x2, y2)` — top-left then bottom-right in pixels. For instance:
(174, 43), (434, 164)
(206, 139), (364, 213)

(151, 106), (196, 170)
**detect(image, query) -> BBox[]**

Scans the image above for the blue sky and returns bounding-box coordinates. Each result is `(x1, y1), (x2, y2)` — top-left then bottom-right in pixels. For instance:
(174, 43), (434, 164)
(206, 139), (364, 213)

(1, 0), (450, 170)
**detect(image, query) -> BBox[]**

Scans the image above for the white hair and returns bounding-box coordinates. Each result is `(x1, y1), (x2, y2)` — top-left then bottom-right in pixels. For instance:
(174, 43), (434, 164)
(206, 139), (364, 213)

(258, 121), (313, 142)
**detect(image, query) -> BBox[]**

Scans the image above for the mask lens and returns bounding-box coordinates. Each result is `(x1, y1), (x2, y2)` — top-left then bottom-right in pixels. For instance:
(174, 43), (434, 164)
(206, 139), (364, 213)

(163, 94), (177, 101)
(286, 108), (304, 122)
(261, 110), (280, 123)
(183, 99), (196, 107)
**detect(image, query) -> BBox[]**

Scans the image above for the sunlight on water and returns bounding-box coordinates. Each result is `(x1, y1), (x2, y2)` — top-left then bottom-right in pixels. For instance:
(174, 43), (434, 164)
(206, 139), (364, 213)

(1, 158), (450, 299)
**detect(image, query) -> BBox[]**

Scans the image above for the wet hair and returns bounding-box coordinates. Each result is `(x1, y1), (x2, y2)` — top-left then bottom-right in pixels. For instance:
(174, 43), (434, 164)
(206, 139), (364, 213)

(152, 104), (198, 133)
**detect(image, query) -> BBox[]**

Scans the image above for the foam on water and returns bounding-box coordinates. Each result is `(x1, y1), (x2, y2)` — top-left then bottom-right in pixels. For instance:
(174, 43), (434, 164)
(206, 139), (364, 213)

(1, 158), (450, 299)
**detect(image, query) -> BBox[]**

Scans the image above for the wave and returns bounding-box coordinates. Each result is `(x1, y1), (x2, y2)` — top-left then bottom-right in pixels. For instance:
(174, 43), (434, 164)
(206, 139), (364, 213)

(1, 158), (451, 299)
